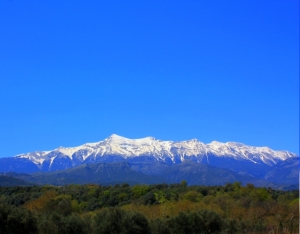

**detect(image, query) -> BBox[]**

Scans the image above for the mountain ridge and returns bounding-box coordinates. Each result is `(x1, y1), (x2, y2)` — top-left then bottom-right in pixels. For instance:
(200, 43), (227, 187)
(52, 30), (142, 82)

(3, 160), (297, 189)
(0, 134), (298, 188)
(12, 134), (297, 170)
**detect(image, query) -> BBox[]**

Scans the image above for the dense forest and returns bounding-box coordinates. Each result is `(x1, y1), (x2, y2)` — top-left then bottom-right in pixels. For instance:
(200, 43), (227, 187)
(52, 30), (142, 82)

(0, 182), (298, 234)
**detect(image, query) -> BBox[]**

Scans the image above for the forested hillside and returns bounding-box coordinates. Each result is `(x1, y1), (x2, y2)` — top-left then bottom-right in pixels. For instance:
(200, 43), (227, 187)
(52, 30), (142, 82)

(0, 182), (298, 233)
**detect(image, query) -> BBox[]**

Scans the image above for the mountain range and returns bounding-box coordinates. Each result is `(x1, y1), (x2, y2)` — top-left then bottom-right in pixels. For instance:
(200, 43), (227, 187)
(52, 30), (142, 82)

(0, 134), (298, 188)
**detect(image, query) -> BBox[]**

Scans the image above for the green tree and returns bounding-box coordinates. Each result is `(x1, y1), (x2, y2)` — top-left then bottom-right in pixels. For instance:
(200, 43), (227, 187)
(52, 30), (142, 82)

(132, 185), (149, 198)
(150, 218), (170, 234)
(7, 207), (37, 234)
(92, 207), (149, 234)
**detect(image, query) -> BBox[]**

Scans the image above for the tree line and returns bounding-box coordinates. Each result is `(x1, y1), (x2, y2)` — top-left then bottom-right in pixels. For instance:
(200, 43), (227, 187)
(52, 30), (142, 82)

(0, 182), (298, 233)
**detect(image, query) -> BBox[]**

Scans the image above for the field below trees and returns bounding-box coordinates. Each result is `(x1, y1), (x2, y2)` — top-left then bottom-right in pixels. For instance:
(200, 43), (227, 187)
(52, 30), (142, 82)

(0, 182), (298, 234)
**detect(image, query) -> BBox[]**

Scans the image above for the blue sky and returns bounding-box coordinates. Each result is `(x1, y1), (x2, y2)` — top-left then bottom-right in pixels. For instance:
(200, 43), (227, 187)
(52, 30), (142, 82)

(0, 0), (299, 157)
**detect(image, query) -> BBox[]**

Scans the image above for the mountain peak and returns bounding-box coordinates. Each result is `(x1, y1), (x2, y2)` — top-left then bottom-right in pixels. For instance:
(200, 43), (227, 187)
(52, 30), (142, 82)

(106, 134), (159, 145)
(104, 134), (129, 143)
(109, 134), (126, 139)
(209, 141), (223, 145)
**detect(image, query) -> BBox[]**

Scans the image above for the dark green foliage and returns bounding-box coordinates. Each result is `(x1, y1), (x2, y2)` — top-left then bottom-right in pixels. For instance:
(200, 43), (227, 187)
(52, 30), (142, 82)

(92, 207), (150, 234)
(149, 210), (223, 234)
(139, 190), (156, 205)
(167, 212), (199, 234)
(223, 219), (240, 234)
(37, 212), (86, 234)
(65, 213), (87, 234)
(92, 208), (123, 234)
(197, 210), (223, 234)
(121, 211), (150, 234)
(0, 183), (298, 233)
(6, 207), (37, 234)
(0, 204), (10, 233)
(165, 210), (222, 234)
(44, 197), (72, 216)
(150, 219), (170, 234)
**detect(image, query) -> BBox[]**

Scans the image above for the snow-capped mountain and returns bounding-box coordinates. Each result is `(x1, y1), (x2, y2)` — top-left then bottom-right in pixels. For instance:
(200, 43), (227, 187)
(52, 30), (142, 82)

(0, 134), (297, 176)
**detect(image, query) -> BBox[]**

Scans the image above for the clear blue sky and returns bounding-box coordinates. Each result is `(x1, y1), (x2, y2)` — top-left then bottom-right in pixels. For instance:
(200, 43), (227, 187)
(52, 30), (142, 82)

(0, 1), (299, 157)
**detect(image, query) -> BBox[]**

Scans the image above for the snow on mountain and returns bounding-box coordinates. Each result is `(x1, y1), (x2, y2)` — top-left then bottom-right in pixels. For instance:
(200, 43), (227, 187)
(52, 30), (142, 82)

(14, 134), (297, 172)
(17, 151), (51, 165)
(206, 141), (294, 165)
